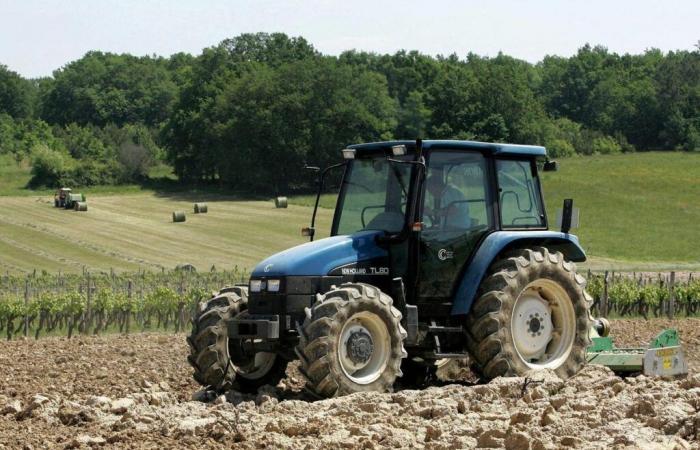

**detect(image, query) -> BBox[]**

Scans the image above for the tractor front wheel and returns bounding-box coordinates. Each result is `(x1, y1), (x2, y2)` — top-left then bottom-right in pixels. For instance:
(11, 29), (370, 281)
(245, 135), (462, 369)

(466, 247), (593, 380)
(187, 286), (287, 393)
(296, 283), (407, 398)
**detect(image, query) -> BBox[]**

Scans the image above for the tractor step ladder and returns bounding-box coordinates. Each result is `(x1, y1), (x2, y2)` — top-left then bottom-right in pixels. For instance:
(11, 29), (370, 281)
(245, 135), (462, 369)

(429, 321), (468, 358)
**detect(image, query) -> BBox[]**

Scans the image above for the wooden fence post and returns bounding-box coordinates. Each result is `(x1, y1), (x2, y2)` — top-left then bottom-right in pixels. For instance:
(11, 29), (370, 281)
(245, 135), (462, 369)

(668, 271), (675, 319)
(126, 279), (132, 334)
(24, 278), (29, 338)
(85, 272), (92, 335)
(602, 270), (609, 318)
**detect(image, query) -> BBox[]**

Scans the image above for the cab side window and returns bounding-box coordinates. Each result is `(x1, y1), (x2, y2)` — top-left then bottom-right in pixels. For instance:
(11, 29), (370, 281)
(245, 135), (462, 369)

(496, 159), (545, 228)
(421, 152), (490, 230)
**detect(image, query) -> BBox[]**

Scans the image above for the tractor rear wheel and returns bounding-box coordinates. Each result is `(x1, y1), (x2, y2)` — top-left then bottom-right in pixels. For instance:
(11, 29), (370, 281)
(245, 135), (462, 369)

(187, 286), (287, 393)
(466, 247), (593, 380)
(296, 283), (407, 398)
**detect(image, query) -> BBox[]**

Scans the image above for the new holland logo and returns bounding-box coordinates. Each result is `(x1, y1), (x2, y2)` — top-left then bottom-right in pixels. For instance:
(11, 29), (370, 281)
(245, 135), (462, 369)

(438, 249), (454, 261)
(341, 267), (389, 275)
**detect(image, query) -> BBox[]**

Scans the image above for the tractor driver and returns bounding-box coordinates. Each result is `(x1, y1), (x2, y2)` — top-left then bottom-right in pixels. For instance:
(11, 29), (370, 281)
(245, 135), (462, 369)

(423, 173), (470, 229)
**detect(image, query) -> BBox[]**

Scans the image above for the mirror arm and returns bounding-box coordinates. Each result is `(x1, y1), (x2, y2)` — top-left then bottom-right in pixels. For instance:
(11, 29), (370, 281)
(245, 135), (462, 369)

(309, 161), (346, 241)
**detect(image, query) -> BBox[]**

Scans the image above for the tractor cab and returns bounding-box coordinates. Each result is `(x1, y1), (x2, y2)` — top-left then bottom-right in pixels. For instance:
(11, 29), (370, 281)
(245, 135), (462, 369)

(306, 141), (579, 312)
(54, 188), (71, 208)
(188, 140), (595, 398)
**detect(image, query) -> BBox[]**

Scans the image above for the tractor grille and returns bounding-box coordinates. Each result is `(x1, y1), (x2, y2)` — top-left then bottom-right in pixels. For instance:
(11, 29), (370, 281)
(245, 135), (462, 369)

(248, 292), (284, 315)
(248, 292), (316, 315)
(246, 275), (342, 316)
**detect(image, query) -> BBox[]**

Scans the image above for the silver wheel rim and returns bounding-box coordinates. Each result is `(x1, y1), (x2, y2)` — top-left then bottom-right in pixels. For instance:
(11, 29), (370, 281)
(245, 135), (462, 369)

(511, 279), (576, 370)
(338, 312), (391, 385)
(231, 342), (277, 380)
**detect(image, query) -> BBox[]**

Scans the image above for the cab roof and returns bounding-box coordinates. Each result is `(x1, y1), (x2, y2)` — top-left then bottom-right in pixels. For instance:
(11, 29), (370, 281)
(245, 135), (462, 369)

(348, 140), (546, 158)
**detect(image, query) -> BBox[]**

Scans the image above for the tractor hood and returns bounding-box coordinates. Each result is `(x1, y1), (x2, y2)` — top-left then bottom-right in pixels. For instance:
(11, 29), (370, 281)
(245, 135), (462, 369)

(251, 230), (387, 277)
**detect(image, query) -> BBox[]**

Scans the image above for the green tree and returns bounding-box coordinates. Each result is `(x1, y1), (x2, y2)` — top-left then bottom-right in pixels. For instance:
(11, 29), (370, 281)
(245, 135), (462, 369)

(41, 52), (177, 126)
(217, 58), (396, 192)
(0, 65), (33, 118)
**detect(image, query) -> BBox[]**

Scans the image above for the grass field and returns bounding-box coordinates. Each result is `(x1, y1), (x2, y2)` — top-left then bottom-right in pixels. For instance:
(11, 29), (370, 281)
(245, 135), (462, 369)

(0, 151), (697, 274)
(541, 151), (700, 269)
(0, 194), (332, 274)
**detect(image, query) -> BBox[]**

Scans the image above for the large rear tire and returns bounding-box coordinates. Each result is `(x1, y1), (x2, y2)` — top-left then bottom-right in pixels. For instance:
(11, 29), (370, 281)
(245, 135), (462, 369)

(466, 247), (593, 380)
(187, 286), (287, 393)
(296, 283), (407, 398)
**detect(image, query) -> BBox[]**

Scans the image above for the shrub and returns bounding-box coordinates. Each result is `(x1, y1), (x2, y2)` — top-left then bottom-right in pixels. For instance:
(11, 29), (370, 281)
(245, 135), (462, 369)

(591, 135), (622, 154)
(546, 138), (576, 158)
(28, 144), (74, 188)
(118, 141), (155, 179)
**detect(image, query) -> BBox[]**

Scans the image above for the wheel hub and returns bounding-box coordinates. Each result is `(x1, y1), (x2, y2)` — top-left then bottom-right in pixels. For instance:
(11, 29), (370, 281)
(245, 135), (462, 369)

(338, 312), (391, 385)
(528, 316), (542, 334)
(346, 330), (374, 364)
(512, 291), (553, 360)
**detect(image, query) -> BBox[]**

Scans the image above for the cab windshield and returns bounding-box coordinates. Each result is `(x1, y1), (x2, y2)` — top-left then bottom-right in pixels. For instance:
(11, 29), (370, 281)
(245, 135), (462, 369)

(334, 156), (412, 235)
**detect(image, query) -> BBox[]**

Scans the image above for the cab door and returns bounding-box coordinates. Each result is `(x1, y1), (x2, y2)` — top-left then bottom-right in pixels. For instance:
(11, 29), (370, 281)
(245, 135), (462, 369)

(416, 151), (493, 300)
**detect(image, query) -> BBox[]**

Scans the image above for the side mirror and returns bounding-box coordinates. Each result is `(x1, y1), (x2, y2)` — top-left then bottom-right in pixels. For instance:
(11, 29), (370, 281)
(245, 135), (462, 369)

(543, 160), (558, 172)
(556, 198), (580, 233)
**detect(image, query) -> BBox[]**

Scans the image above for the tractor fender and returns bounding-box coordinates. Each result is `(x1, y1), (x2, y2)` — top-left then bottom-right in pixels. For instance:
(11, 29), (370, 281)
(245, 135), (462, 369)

(451, 231), (586, 315)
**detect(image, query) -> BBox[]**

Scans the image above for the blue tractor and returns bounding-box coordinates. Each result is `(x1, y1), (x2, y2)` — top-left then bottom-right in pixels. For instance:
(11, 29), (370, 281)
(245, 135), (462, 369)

(187, 139), (593, 398)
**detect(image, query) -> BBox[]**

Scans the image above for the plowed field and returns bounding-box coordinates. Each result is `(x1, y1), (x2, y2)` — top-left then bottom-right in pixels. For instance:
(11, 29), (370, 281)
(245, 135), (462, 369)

(0, 318), (698, 449)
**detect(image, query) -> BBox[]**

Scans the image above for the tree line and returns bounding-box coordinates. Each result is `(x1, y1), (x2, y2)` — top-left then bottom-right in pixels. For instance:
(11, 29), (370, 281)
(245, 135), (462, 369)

(0, 33), (698, 192)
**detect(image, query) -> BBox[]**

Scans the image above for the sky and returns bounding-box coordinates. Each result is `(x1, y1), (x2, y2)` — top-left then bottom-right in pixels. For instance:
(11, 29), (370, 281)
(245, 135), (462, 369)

(1, 0), (698, 78)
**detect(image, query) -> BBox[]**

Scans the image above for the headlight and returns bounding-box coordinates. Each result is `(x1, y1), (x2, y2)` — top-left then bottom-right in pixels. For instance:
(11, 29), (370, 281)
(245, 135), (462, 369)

(267, 279), (280, 292)
(250, 280), (262, 292)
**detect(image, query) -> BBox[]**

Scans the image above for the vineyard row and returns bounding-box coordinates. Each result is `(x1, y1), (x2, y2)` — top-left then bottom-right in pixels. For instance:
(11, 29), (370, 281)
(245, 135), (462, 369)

(0, 269), (698, 340)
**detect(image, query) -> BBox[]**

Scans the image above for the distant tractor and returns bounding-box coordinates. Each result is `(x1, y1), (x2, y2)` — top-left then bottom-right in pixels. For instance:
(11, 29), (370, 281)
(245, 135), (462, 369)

(54, 188), (71, 208)
(188, 139), (599, 398)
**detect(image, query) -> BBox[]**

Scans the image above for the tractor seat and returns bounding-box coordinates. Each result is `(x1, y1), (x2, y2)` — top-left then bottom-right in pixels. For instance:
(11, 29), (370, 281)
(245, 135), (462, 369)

(365, 211), (404, 233)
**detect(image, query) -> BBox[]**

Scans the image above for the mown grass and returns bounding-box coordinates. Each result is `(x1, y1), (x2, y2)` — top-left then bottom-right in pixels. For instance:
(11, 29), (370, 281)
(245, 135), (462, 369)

(0, 193), (332, 274)
(0, 151), (697, 273)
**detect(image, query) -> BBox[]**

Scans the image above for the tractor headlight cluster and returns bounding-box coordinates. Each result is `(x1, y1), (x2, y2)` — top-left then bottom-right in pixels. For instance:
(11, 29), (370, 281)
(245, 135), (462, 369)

(250, 280), (263, 292)
(249, 279), (281, 292)
(267, 279), (281, 292)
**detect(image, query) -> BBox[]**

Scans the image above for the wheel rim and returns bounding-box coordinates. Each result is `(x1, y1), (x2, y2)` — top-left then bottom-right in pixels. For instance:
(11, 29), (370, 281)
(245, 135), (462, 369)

(226, 312), (277, 381)
(228, 339), (277, 380)
(511, 279), (576, 370)
(338, 311), (391, 385)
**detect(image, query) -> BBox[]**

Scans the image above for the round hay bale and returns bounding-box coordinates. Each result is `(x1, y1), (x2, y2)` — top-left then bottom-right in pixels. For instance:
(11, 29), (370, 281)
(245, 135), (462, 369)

(194, 203), (208, 214)
(173, 211), (186, 222)
(74, 202), (88, 212)
(68, 193), (84, 203)
(274, 196), (288, 208)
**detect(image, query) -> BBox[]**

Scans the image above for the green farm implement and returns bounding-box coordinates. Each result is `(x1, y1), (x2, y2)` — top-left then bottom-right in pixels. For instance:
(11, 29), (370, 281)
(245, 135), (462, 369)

(587, 319), (688, 377)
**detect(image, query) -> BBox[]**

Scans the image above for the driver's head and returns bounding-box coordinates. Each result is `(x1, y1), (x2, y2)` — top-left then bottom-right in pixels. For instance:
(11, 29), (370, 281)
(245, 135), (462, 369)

(426, 174), (445, 197)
